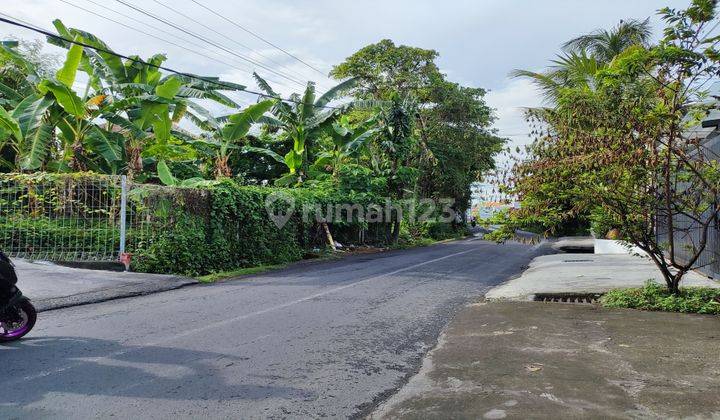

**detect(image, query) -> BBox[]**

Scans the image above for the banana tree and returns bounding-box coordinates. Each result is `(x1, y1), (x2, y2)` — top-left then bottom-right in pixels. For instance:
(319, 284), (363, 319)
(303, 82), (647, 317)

(47, 20), (247, 176)
(154, 101), (274, 184)
(0, 44), (52, 170)
(199, 99), (275, 178)
(0, 41), (113, 172)
(38, 39), (126, 173)
(313, 115), (377, 178)
(245, 73), (359, 185)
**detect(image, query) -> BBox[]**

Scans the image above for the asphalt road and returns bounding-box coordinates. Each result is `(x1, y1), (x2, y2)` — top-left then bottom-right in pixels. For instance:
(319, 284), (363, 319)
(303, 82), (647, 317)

(0, 238), (545, 419)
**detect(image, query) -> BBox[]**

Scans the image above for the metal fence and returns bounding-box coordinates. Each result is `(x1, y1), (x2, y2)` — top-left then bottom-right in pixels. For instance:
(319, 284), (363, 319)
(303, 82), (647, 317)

(0, 174), (154, 262)
(656, 209), (720, 279)
(656, 132), (720, 279)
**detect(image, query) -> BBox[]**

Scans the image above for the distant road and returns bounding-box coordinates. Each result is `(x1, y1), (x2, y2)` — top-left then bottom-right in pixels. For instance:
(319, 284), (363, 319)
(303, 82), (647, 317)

(0, 238), (546, 419)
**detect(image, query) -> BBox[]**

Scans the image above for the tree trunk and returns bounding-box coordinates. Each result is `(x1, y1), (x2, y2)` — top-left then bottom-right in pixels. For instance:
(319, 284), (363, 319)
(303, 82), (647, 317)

(669, 271), (686, 295)
(391, 219), (401, 244)
(322, 222), (336, 251)
(214, 155), (232, 179)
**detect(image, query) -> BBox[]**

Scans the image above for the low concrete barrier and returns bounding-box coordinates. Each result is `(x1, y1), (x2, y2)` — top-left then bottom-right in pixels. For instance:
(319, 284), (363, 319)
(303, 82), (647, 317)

(594, 239), (647, 256)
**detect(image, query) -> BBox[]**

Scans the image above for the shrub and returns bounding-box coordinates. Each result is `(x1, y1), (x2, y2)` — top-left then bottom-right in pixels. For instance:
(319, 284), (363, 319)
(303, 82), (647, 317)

(425, 221), (468, 240)
(129, 181), (403, 275)
(601, 282), (720, 315)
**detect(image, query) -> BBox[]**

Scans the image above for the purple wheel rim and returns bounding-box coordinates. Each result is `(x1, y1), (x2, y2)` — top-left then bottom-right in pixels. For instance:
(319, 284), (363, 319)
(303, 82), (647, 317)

(0, 309), (30, 338)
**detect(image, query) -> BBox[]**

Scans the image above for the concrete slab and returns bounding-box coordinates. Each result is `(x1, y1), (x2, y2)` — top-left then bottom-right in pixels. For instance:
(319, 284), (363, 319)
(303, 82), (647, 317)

(373, 301), (720, 419)
(551, 236), (594, 253)
(486, 253), (720, 301)
(12, 259), (196, 312)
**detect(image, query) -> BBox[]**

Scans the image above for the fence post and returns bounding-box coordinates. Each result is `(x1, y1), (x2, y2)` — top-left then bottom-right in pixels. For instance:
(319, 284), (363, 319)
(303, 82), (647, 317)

(119, 175), (128, 270)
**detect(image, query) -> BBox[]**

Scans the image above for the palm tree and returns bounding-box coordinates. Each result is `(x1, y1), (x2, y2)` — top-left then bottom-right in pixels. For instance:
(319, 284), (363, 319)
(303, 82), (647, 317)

(511, 18), (652, 104)
(562, 18), (652, 63)
(510, 51), (605, 104)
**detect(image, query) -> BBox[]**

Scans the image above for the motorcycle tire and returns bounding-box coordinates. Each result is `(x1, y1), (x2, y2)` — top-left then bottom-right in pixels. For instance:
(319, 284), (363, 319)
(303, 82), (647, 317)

(0, 300), (36, 343)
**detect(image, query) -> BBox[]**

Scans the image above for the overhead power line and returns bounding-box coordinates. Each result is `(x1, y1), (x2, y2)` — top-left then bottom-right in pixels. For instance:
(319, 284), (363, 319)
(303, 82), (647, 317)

(148, 0), (330, 91)
(57, 0), (298, 91)
(112, 0), (310, 90)
(188, 0), (330, 79)
(0, 14), (343, 110)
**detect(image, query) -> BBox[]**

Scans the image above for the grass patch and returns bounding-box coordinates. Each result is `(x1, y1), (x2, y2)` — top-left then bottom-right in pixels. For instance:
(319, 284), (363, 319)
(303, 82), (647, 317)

(391, 237), (438, 250)
(601, 282), (720, 314)
(392, 232), (469, 250)
(197, 263), (289, 283)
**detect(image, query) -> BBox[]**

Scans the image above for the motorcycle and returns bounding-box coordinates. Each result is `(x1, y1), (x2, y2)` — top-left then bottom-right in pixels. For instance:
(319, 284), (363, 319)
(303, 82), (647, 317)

(0, 252), (36, 343)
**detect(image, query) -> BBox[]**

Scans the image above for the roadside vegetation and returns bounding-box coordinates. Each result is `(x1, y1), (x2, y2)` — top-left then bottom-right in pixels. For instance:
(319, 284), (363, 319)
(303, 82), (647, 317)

(491, 0), (720, 294)
(0, 23), (503, 275)
(197, 263), (290, 283)
(602, 282), (720, 314)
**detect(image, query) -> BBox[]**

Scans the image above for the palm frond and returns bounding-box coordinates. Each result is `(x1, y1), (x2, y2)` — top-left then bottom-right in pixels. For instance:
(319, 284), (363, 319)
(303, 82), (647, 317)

(509, 69), (563, 103)
(562, 17), (652, 62)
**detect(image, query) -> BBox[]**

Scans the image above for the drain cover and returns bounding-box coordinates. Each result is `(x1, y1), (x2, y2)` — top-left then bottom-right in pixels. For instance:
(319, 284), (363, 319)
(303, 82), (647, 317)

(533, 293), (603, 304)
(562, 259), (594, 263)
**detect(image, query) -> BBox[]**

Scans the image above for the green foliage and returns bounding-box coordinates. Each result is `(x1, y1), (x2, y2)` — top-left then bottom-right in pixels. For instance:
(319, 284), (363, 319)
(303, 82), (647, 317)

(0, 22), (501, 260)
(0, 106), (22, 143)
(330, 39), (440, 101)
(1, 21), (245, 178)
(244, 74), (362, 183)
(602, 282), (720, 315)
(502, 1), (720, 293)
(337, 164), (387, 196)
(132, 214), (211, 276)
(425, 221), (469, 241)
(397, 221), (468, 247)
(332, 40), (504, 216)
(127, 180), (402, 276)
(55, 40), (83, 88)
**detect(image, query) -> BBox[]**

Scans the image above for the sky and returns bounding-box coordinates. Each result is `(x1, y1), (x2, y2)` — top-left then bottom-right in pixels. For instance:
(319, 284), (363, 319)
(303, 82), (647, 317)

(1, 0), (691, 150)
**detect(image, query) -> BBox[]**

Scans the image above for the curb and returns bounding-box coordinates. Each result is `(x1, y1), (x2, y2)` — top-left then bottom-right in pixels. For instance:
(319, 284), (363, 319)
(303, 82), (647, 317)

(33, 276), (197, 313)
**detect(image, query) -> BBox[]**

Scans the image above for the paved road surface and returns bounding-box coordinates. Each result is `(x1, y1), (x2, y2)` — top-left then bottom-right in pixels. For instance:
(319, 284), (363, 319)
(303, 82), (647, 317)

(1, 238), (545, 419)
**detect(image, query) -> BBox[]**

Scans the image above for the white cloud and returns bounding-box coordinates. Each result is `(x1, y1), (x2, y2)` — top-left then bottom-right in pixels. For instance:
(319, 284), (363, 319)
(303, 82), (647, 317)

(486, 78), (544, 150)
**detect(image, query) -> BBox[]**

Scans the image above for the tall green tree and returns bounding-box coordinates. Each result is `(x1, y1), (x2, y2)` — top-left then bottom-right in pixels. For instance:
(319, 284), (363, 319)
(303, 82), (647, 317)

(504, 17), (657, 235)
(330, 39), (440, 101)
(504, 0), (720, 293)
(332, 40), (504, 217)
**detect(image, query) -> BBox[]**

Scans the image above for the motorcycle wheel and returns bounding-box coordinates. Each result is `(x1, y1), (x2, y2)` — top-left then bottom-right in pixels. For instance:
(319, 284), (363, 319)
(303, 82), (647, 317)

(0, 300), (37, 342)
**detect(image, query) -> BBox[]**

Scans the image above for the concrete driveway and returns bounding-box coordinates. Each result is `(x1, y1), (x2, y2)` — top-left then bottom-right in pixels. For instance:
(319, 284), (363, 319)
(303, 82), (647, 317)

(12, 259), (195, 311)
(487, 253), (720, 300)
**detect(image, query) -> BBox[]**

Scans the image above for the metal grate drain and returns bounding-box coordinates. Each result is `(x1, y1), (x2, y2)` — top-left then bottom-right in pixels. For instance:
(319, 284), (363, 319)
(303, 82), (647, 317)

(533, 293), (603, 304)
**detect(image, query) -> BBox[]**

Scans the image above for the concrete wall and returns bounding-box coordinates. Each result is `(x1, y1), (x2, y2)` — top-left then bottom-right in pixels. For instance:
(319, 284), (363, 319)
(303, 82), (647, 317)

(594, 239), (647, 257)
